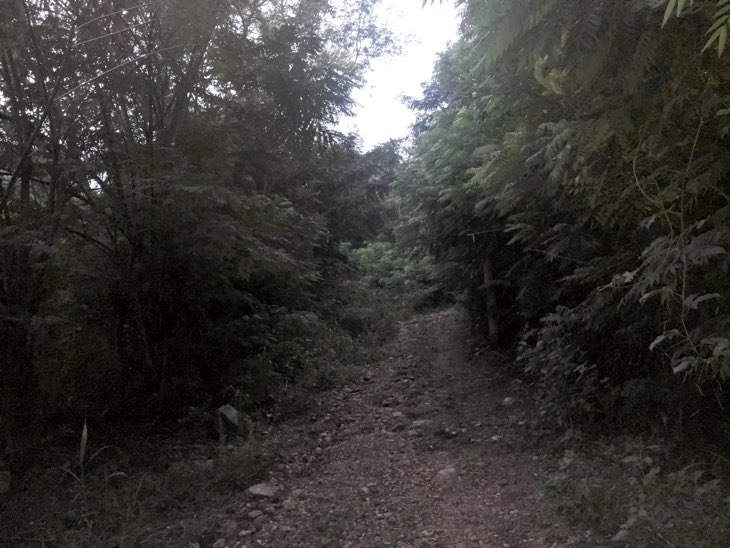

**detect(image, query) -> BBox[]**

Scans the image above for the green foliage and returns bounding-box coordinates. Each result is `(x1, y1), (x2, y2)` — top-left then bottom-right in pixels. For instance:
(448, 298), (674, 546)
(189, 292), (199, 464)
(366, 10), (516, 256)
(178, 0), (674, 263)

(398, 0), (730, 430)
(50, 431), (273, 546)
(349, 241), (425, 290)
(347, 240), (449, 313)
(546, 438), (730, 546)
(0, 0), (398, 456)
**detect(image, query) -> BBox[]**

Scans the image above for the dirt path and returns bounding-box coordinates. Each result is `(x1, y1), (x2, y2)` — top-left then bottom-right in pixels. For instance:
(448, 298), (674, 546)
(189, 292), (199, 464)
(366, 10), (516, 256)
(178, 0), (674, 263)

(199, 309), (582, 548)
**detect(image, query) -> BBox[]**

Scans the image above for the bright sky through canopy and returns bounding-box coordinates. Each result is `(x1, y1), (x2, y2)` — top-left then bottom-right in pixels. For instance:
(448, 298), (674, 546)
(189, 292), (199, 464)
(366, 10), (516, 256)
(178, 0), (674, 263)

(342, 1), (461, 150)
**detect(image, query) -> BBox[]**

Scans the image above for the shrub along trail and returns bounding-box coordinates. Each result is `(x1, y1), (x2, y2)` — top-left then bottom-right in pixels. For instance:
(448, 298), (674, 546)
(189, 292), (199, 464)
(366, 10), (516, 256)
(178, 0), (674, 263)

(194, 309), (585, 548)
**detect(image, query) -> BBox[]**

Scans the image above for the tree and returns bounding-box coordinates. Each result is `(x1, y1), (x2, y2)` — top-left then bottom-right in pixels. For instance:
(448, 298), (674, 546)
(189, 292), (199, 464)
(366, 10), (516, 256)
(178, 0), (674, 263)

(399, 0), (730, 428)
(0, 0), (394, 450)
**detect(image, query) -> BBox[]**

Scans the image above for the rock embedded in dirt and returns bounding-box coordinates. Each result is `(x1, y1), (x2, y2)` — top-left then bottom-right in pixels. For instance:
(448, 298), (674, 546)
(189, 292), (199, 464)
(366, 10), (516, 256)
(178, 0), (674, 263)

(247, 482), (280, 498)
(501, 397), (516, 407)
(253, 514), (268, 530)
(407, 404), (436, 418)
(247, 510), (264, 519)
(411, 419), (434, 429)
(436, 426), (461, 438)
(218, 404), (240, 428)
(219, 519), (239, 536)
(432, 466), (458, 483)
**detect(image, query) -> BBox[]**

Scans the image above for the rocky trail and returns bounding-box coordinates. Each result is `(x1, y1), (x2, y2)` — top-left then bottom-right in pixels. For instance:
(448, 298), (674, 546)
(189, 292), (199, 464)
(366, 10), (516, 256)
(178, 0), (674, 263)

(0, 309), (592, 548)
(183, 310), (585, 548)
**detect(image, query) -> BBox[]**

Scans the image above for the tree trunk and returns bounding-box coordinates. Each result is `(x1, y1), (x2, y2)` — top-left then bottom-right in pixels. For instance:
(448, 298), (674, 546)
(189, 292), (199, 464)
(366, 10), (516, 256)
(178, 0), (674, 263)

(482, 256), (498, 346)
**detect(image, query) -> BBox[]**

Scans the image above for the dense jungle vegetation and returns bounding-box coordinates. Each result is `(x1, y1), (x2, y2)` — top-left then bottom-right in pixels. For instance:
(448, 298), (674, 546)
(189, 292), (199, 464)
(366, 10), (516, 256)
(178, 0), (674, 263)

(0, 0), (418, 464)
(393, 3), (730, 541)
(402, 0), (730, 436)
(1, 0), (730, 545)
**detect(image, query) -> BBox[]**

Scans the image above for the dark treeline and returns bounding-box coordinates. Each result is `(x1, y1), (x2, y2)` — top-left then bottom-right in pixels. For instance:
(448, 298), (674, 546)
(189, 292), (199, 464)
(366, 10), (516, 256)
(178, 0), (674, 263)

(0, 0), (403, 457)
(397, 0), (730, 435)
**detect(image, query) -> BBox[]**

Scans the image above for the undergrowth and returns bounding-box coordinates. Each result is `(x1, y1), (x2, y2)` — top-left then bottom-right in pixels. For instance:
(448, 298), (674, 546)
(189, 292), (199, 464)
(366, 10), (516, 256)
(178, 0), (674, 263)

(545, 436), (730, 547)
(497, 370), (730, 547)
(0, 239), (427, 546)
(52, 433), (274, 547)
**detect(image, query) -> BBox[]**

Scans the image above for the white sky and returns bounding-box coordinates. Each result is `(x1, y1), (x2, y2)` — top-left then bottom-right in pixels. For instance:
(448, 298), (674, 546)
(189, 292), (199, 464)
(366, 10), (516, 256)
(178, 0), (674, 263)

(340, 0), (461, 151)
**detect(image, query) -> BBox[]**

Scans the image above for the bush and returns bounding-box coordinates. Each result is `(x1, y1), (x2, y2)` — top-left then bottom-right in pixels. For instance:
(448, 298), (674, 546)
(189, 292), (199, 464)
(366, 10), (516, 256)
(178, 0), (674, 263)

(546, 437), (730, 547)
(345, 240), (448, 313)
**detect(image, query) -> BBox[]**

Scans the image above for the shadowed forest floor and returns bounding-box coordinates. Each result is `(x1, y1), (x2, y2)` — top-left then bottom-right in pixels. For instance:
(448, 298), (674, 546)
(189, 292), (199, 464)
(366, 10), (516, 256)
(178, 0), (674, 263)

(5, 308), (728, 547)
(2, 309), (592, 547)
(177, 309), (586, 548)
